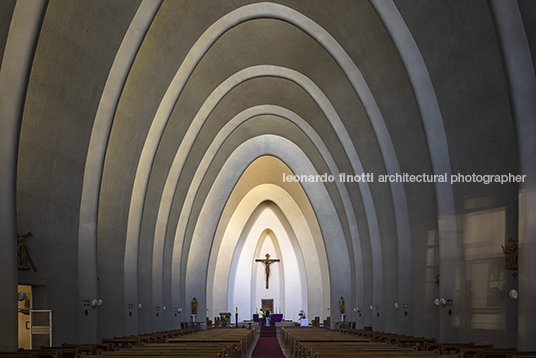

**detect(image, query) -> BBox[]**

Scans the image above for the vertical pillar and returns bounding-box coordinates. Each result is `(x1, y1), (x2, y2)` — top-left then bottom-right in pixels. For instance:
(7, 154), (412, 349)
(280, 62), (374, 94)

(0, 0), (47, 351)
(488, 0), (536, 349)
(0, 149), (18, 352)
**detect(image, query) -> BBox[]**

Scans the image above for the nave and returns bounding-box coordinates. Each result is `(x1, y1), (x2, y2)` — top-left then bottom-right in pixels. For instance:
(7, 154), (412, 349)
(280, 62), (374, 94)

(3, 323), (536, 358)
(2, 0), (536, 353)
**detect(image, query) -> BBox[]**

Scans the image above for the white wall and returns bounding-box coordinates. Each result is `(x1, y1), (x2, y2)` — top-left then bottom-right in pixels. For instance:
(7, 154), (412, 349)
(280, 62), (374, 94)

(228, 205), (306, 321)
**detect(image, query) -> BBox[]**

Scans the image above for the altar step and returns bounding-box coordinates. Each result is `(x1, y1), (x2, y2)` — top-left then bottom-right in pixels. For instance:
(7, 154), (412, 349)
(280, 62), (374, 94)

(260, 325), (277, 337)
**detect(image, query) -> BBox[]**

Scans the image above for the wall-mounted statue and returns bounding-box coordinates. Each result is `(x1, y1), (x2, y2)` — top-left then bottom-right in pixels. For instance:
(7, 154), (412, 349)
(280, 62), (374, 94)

(501, 236), (518, 270)
(191, 297), (197, 315)
(339, 296), (344, 314)
(18, 232), (37, 272)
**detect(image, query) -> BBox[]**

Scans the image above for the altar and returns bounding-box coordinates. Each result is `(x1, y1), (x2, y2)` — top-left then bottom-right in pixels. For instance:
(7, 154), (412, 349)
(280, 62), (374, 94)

(253, 313), (283, 322)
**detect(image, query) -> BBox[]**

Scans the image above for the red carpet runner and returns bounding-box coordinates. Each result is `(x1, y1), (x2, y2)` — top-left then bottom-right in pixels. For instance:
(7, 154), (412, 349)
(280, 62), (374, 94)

(251, 326), (285, 357)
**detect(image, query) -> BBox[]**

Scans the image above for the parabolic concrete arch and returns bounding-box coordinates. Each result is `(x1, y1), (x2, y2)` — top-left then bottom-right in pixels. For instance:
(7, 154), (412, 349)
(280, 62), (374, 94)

(487, 0), (536, 347)
(118, 1), (411, 332)
(208, 182), (328, 320)
(183, 134), (352, 322)
(75, 0), (162, 338)
(164, 102), (363, 325)
(226, 202), (308, 321)
(0, 0), (48, 346)
(75, 0), (437, 336)
(160, 62), (378, 327)
(369, 0), (456, 338)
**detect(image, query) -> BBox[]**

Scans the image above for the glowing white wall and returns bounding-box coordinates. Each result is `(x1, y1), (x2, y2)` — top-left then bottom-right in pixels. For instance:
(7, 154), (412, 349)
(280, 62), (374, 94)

(252, 232), (283, 314)
(227, 205), (306, 321)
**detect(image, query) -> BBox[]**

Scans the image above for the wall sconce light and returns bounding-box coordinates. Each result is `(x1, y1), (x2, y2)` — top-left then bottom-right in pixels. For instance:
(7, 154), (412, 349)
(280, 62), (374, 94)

(434, 298), (447, 306)
(138, 303), (142, 309)
(177, 307), (182, 313)
(91, 299), (98, 308)
(509, 289), (518, 300)
(163, 306), (166, 311)
(394, 303), (399, 309)
(98, 299), (103, 307)
(369, 305), (374, 311)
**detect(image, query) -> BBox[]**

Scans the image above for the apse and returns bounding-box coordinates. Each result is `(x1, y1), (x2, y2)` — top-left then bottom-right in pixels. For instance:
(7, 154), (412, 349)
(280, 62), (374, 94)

(227, 204), (306, 321)
(205, 156), (332, 323)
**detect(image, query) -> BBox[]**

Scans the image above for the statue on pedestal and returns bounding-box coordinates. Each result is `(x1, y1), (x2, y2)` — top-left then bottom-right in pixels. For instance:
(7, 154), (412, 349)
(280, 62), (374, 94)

(501, 236), (518, 270)
(191, 297), (197, 315)
(17, 232), (37, 271)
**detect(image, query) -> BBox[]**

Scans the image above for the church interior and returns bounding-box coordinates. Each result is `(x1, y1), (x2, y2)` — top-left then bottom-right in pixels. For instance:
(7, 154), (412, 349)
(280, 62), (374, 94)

(1, 0), (536, 353)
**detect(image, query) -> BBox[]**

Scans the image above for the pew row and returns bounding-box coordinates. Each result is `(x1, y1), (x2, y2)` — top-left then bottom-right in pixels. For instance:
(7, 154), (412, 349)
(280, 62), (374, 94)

(166, 328), (255, 355)
(280, 327), (450, 358)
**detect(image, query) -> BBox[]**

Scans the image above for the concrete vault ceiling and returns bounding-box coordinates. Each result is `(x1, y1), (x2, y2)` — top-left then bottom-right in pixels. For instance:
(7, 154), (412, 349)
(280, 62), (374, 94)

(2, 0), (536, 350)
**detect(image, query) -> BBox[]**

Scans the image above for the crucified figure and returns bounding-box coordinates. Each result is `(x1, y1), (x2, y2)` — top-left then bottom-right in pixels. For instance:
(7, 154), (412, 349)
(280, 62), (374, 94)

(255, 253), (280, 289)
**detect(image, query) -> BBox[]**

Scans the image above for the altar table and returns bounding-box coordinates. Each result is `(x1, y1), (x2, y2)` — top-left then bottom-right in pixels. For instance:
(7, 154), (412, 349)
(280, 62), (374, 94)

(253, 313), (283, 322)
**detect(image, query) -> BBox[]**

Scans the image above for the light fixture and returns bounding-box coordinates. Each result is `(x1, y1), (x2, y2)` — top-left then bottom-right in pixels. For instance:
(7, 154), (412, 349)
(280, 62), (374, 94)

(163, 306), (166, 311)
(434, 298), (440, 306)
(91, 299), (98, 308)
(98, 299), (103, 307)
(509, 289), (518, 300)
(138, 303), (142, 309)
(17, 291), (27, 301)
(369, 305), (373, 311)
(394, 303), (399, 309)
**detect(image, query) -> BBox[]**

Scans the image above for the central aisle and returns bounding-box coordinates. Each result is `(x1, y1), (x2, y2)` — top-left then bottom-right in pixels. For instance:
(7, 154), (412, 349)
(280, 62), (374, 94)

(251, 326), (286, 357)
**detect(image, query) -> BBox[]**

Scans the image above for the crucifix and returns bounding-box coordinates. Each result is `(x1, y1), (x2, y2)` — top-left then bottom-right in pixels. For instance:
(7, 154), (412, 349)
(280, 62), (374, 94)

(255, 253), (280, 289)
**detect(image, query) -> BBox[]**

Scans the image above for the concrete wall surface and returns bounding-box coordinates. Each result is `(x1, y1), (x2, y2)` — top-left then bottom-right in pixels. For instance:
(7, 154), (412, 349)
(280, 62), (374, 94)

(0, 0), (535, 351)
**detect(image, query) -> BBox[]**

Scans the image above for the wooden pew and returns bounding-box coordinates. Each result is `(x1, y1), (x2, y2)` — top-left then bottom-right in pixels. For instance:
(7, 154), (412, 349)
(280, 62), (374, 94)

(313, 353), (457, 358)
(91, 354), (220, 358)
(0, 353), (42, 358)
(166, 327), (255, 355)
(101, 337), (141, 349)
(302, 342), (419, 358)
(101, 328), (200, 349)
(284, 327), (405, 358)
(506, 353), (536, 358)
(474, 348), (519, 358)
(282, 327), (372, 357)
(98, 340), (237, 358)
(60, 342), (112, 355)
(282, 327), (453, 358)
(9, 348), (75, 358)
(137, 342), (237, 358)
